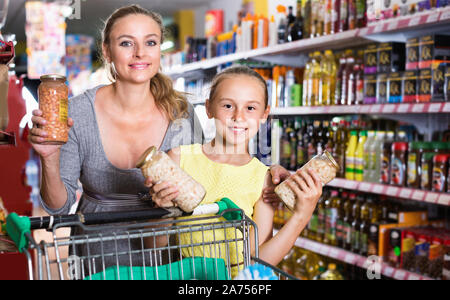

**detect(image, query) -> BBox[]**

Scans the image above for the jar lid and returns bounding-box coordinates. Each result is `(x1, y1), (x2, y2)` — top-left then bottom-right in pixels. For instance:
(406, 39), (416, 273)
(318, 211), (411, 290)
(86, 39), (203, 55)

(433, 154), (449, 163)
(392, 142), (408, 152)
(135, 146), (157, 169)
(40, 74), (67, 81)
(323, 150), (340, 172)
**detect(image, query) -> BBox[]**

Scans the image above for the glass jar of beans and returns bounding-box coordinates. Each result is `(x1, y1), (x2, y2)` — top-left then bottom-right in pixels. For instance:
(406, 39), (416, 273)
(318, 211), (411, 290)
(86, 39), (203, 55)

(38, 74), (69, 144)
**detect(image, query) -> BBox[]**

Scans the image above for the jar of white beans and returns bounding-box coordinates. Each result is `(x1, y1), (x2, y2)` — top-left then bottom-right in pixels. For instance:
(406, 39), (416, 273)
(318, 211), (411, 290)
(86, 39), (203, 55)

(136, 146), (206, 213)
(275, 150), (340, 211)
(38, 75), (69, 144)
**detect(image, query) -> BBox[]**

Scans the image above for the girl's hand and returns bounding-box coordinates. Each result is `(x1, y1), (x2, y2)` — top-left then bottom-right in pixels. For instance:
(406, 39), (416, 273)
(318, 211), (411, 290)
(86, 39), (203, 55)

(263, 164), (291, 208)
(29, 109), (74, 159)
(145, 178), (179, 208)
(285, 168), (322, 218)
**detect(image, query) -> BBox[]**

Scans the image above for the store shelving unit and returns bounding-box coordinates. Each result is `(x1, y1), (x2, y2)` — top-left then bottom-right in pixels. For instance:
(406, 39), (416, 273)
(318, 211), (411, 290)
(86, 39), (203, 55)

(273, 229), (434, 280)
(166, 7), (450, 280)
(164, 6), (450, 77)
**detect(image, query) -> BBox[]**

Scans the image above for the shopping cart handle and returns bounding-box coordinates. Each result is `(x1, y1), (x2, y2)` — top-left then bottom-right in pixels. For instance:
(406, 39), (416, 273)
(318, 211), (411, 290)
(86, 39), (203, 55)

(4, 213), (31, 253)
(217, 198), (243, 221)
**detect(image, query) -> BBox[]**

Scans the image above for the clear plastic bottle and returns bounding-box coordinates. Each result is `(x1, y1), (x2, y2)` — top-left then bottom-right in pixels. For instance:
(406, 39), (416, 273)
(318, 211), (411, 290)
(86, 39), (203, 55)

(363, 131), (376, 182)
(354, 130), (367, 181)
(319, 263), (344, 280)
(309, 51), (322, 106)
(345, 130), (358, 180)
(370, 131), (386, 183)
(302, 53), (313, 107)
(320, 50), (337, 106)
(335, 54), (347, 105)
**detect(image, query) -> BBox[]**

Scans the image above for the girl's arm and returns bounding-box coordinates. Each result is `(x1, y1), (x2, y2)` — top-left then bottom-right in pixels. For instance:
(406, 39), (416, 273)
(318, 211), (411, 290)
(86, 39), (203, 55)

(252, 169), (322, 266)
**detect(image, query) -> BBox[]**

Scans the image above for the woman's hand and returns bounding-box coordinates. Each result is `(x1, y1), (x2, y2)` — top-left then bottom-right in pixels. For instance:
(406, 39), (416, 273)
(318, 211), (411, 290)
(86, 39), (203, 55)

(285, 168), (322, 218)
(145, 178), (179, 208)
(29, 109), (74, 159)
(262, 164), (291, 208)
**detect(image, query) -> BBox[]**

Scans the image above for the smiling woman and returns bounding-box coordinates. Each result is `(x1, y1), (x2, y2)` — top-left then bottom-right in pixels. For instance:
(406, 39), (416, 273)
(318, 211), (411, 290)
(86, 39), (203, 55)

(28, 5), (204, 272)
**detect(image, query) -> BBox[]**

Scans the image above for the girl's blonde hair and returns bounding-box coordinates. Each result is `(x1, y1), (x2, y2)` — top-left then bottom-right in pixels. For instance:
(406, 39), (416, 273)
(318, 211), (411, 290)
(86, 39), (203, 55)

(208, 66), (269, 107)
(101, 5), (188, 120)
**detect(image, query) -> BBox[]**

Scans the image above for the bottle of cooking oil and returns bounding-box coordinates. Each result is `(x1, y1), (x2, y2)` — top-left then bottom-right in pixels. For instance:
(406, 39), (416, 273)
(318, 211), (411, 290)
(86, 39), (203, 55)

(307, 252), (327, 280)
(354, 130), (367, 181)
(302, 53), (313, 107)
(345, 130), (358, 180)
(316, 191), (327, 243)
(319, 263), (344, 280)
(320, 50), (337, 106)
(324, 190), (340, 246)
(308, 51), (322, 106)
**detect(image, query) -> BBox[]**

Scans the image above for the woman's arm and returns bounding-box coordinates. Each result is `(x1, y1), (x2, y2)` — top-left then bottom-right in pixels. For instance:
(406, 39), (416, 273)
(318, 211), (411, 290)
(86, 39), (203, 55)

(253, 169), (322, 266)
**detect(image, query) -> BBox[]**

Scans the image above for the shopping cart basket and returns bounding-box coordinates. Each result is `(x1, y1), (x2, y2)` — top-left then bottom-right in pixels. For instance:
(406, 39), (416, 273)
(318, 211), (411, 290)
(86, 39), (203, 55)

(4, 198), (297, 280)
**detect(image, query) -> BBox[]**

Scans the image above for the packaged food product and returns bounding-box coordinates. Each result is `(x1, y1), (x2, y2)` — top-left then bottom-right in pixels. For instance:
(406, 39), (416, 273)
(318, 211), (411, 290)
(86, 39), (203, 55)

(415, 232), (430, 275)
(376, 73), (388, 104)
(420, 152), (435, 190)
(418, 35), (450, 70)
(363, 74), (377, 104)
(401, 230), (417, 271)
(406, 37), (420, 70)
(428, 235), (444, 279)
(387, 72), (403, 103)
(407, 142), (431, 188)
(402, 70), (419, 103)
(377, 42), (405, 73)
(136, 146), (206, 213)
(431, 154), (449, 192)
(445, 65), (450, 102)
(275, 150), (339, 211)
(38, 74), (69, 144)
(390, 142), (408, 186)
(443, 236), (450, 280)
(364, 44), (378, 74)
(418, 69), (432, 102)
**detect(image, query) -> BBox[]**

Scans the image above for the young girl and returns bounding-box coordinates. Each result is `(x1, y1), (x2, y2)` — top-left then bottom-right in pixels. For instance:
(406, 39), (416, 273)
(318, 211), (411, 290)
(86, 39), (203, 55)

(147, 66), (322, 276)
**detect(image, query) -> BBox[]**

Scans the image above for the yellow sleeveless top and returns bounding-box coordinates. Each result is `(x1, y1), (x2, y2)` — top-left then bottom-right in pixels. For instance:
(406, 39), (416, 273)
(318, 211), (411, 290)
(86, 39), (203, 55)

(178, 144), (269, 277)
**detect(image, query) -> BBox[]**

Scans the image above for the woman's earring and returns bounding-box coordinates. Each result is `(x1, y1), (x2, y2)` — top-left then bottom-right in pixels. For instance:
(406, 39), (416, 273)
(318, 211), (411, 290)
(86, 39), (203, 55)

(110, 61), (118, 80)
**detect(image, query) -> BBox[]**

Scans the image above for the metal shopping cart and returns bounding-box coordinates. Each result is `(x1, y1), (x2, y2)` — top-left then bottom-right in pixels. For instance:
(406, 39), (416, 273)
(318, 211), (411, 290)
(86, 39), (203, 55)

(4, 198), (297, 280)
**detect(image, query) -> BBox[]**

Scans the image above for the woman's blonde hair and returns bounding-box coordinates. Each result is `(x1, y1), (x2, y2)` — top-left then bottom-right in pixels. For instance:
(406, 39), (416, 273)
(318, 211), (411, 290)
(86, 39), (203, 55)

(101, 5), (188, 120)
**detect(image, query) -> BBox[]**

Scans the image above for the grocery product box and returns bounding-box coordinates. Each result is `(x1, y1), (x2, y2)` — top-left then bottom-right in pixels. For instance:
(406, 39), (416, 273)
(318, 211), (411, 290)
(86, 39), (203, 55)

(364, 44), (378, 74)
(406, 37), (420, 70)
(418, 35), (450, 70)
(418, 63), (447, 102)
(402, 70), (419, 103)
(376, 73), (388, 104)
(377, 42), (405, 73)
(387, 72), (403, 103)
(445, 65), (450, 102)
(398, 210), (428, 224)
(363, 74), (377, 104)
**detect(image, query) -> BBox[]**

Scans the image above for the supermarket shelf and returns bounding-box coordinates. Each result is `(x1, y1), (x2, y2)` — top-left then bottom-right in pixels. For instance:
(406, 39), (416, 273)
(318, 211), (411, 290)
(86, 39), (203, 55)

(270, 102), (450, 116)
(281, 233), (434, 280)
(327, 178), (450, 206)
(164, 6), (450, 77)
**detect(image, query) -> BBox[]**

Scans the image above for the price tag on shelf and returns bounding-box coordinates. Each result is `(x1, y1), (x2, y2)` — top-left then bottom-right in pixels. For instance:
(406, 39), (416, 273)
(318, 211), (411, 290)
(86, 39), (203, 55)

(440, 8), (450, 21)
(428, 103), (442, 113)
(443, 102), (450, 113)
(408, 273), (421, 281)
(427, 11), (440, 23)
(399, 188), (413, 199)
(318, 245), (329, 256)
(382, 104), (396, 114)
(370, 104), (382, 113)
(412, 190), (425, 201)
(387, 20), (398, 31)
(393, 270), (406, 280)
(437, 194), (450, 206)
(374, 22), (385, 33)
(409, 16), (422, 27)
(424, 192), (439, 204)
(372, 184), (385, 194)
(412, 103), (425, 113)
(329, 248), (340, 259)
(359, 182), (372, 192)
(344, 180), (358, 189)
(344, 253), (356, 264)
(396, 103), (410, 113)
(382, 266), (395, 278)
(386, 186), (399, 197)
(358, 27), (369, 36)
(359, 105), (371, 114)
